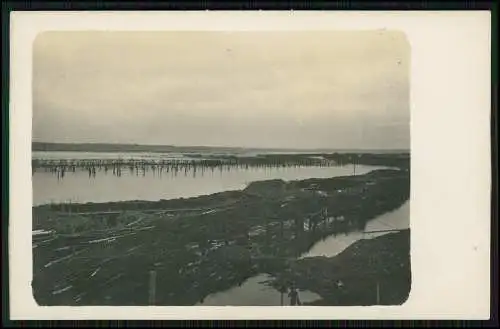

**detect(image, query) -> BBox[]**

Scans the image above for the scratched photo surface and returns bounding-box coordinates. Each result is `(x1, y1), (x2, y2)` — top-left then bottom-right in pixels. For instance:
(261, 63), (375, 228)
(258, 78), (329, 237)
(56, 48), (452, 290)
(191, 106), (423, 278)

(32, 31), (411, 306)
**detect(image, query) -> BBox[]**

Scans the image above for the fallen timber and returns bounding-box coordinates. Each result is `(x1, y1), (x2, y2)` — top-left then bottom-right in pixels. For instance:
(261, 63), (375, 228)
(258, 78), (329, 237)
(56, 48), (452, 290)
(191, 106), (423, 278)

(32, 167), (410, 306)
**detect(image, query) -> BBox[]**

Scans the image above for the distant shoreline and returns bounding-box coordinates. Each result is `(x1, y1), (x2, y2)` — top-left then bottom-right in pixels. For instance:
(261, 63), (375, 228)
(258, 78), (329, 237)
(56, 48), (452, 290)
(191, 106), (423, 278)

(32, 142), (409, 155)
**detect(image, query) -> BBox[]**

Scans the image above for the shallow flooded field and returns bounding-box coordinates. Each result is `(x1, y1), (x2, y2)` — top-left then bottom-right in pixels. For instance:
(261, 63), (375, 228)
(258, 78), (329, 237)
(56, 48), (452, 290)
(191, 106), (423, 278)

(32, 151), (387, 205)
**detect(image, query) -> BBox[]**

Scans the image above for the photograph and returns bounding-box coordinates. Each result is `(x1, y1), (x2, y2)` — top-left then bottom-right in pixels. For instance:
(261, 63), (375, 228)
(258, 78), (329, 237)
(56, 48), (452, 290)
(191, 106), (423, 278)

(30, 30), (412, 306)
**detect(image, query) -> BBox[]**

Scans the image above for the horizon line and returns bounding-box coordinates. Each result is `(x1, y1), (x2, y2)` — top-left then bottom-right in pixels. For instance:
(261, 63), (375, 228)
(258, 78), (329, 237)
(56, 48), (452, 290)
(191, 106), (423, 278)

(32, 141), (410, 152)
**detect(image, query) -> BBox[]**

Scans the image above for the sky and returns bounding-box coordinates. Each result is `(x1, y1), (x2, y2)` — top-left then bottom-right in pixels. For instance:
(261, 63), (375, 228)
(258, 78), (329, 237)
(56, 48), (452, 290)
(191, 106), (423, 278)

(33, 31), (410, 150)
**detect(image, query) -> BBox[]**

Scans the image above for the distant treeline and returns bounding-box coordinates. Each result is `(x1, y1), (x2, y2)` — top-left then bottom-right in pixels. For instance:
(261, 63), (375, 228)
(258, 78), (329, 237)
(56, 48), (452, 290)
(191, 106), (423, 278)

(32, 142), (409, 155)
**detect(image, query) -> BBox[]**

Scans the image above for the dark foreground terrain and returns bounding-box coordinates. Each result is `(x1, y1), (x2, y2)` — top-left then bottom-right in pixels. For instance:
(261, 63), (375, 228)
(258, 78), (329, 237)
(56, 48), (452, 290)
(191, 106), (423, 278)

(267, 229), (411, 306)
(32, 166), (410, 306)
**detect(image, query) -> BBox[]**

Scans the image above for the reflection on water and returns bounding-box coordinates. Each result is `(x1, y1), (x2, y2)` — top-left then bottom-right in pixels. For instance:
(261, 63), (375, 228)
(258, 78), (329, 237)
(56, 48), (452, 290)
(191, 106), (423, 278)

(300, 201), (410, 258)
(196, 202), (409, 306)
(33, 152), (406, 305)
(32, 164), (383, 205)
(196, 274), (321, 306)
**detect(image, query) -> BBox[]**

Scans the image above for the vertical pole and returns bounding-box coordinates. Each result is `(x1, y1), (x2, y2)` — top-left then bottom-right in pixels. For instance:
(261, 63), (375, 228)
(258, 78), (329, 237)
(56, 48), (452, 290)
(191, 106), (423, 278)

(280, 291), (284, 306)
(376, 281), (380, 304)
(149, 270), (157, 305)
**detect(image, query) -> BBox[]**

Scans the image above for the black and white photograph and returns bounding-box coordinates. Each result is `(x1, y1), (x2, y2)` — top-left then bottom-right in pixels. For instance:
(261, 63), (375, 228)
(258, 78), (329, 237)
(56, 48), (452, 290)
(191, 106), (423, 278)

(7, 10), (491, 320)
(31, 30), (411, 307)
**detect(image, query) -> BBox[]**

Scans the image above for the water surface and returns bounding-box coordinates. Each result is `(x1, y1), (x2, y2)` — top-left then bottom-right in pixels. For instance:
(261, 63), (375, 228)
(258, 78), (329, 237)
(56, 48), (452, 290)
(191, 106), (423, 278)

(300, 201), (410, 258)
(196, 274), (322, 306)
(33, 163), (384, 205)
(196, 201), (410, 306)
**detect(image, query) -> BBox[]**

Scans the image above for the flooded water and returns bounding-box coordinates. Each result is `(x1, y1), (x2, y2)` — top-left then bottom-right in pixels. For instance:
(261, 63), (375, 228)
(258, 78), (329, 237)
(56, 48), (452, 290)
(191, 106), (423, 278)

(32, 151), (404, 306)
(32, 160), (384, 205)
(196, 273), (321, 306)
(32, 151), (196, 161)
(300, 201), (410, 258)
(32, 150), (327, 160)
(196, 201), (409, 306)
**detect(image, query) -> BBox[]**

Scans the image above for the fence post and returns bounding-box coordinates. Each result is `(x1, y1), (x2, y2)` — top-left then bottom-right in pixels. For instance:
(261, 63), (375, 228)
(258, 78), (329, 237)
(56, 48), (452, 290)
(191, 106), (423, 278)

(149, 270), (157, 305)
(376, 281), (380, 304)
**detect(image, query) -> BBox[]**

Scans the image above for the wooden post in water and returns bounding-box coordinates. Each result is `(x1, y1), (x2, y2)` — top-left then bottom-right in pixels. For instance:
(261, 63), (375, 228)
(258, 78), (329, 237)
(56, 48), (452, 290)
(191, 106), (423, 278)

(149, 270), (157, 305)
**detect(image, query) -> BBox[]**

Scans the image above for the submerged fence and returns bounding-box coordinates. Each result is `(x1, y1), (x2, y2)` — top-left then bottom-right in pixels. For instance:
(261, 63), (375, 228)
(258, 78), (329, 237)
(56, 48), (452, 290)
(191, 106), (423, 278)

(32, 157), (345, 178)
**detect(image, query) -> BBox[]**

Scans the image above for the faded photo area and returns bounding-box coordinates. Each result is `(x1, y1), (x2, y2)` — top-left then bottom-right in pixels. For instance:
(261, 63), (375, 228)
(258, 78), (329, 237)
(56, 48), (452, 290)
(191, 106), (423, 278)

(32, 31), (411, 306)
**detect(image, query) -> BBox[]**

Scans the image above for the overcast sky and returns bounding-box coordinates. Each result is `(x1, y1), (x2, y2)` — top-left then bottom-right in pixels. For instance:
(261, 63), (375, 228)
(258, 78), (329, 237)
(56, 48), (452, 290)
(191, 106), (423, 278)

(33, 31), (410, 150)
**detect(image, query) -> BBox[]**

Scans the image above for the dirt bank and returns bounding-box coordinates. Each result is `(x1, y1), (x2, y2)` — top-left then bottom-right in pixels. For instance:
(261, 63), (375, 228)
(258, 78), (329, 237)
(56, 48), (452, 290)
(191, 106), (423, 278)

(32, 168), (410, 306)
(266, 229), (411, 306)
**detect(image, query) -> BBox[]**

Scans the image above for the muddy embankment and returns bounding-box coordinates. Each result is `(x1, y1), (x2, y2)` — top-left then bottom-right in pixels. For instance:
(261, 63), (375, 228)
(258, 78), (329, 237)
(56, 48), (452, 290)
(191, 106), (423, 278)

(265, 229), (411, 306)
(32, 167), (410, 306)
